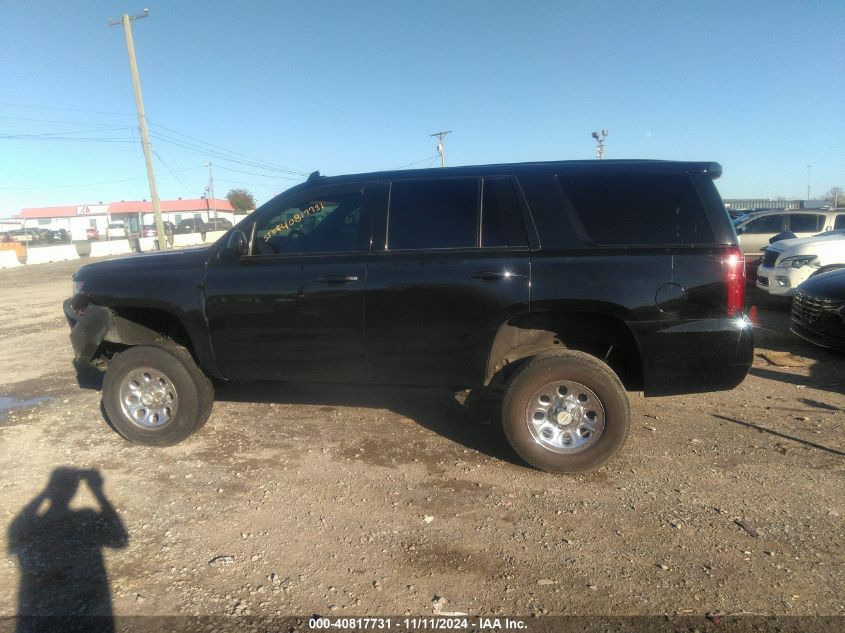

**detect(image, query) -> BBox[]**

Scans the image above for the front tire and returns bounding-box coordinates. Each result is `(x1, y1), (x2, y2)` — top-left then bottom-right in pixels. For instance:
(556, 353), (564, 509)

(502, 351), (630, 473)
(102, 345), (213, 446)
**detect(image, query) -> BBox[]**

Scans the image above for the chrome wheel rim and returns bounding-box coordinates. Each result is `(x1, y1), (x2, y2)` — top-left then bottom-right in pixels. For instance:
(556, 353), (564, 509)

(525, 380), (605, 453)
(118, 367), (178, 429)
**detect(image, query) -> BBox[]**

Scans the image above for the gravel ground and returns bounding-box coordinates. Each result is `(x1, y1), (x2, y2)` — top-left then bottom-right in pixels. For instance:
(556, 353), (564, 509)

(0, 257), (843, 620)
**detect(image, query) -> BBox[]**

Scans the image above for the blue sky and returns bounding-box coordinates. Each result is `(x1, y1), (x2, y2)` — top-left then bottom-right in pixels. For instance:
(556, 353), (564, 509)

(1, 0), (843, 214)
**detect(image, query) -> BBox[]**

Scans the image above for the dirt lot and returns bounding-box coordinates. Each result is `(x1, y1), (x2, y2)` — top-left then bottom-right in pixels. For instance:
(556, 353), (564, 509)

(0, 257), (843, 621)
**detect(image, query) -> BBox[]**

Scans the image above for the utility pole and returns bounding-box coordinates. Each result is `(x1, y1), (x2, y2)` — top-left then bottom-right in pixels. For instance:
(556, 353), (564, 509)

(109, 9), (167, 251)
(591, 129), (608, 159)
(806, 164), (812, 201)
(430, 131), (452, 168)
(206, 162), (217, 224)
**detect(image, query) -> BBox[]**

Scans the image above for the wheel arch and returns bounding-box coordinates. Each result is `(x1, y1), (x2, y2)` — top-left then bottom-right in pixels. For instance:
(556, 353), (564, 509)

(485, 309), (644, 390)
(92, 305), (220, 378)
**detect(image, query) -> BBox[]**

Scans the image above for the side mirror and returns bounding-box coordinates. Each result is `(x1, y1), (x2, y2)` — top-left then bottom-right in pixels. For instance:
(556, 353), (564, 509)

(222, 230), (248, 261)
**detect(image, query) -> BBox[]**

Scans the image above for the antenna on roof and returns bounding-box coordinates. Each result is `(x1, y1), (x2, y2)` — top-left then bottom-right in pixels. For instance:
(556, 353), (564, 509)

(307, 170), (322, 183)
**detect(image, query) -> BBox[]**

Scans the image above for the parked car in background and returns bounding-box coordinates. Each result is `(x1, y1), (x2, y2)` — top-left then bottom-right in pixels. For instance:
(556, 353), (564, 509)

(46, 228), (70, 243)
(5, 229), (34, 243)
(734, 209), (845, 258)
(757, 231), (845, 296)
(85, 227), (100, 241)
(175, 218), (206, 234)
(791, 268), (845, 349)
(142, 221), (176, 238)
(107, 222), (127, 240)
(204, 218), (233, 231)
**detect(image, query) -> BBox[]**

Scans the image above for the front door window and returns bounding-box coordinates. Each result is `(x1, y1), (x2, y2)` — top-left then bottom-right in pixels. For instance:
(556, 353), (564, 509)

(252, 190), (367, 256)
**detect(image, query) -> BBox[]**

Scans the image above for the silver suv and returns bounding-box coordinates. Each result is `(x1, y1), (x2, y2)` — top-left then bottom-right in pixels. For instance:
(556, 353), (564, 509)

(734, 209), (845, 257)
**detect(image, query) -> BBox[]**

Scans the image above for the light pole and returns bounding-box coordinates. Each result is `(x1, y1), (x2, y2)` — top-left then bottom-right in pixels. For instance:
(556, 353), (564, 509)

(592, 129), (608, 159)
(806, 165), (812, 201)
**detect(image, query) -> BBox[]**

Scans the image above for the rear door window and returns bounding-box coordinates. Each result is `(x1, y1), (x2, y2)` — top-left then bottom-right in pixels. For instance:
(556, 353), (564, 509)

(555, 173), (715, 245)
(387, 178), (479, 250)
(835, 215), (845, 230)
(788, 213), (825, 233)
(481, 176), (527, 248)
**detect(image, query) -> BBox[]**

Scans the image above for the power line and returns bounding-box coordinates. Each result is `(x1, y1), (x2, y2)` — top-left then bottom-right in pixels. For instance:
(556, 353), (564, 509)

(0, 100), (135, 117)
(0, 115), (133, 128)
(0, 127), (135, 139)
(0, 165), (204, 191)
(0, 135), (137, 143)
(148, 120), (307, 176)
(148, 131), (305, 176)
(213, 164), (302, 180)
(392, 154), (440, 170)
(152, 148), (200, 194)
(214, 178), (292, 188)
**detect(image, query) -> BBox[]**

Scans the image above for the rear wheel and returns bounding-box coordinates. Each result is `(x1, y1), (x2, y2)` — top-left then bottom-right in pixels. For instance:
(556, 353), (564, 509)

(102, 344), (213, 446)
(502, 351), (630, 473)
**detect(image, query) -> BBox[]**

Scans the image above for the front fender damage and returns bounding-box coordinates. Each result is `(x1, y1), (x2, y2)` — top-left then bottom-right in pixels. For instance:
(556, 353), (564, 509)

(63, 299), (164, 365)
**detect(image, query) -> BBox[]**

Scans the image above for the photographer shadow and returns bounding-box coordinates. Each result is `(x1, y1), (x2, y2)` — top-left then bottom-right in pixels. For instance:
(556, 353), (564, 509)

(7, 468), (127, 633)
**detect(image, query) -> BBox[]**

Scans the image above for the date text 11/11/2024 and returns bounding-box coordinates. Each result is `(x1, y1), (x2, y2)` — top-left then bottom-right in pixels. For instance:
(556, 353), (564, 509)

(308, 617), (528, 630)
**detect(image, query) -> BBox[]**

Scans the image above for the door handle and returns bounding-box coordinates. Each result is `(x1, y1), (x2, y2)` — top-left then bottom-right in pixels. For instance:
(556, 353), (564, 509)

(471, 270), (525, 281)
(318, 274), (359, 283)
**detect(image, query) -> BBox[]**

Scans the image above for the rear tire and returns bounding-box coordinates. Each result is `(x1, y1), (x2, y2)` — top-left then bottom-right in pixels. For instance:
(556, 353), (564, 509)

(502, 351), (630, 473)
(102, 344), (213, 446)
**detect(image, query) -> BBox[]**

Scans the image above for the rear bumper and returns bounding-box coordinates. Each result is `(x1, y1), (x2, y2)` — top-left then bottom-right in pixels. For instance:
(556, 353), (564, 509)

(63, 298), (113, 364)
(639, 316), (754, 396)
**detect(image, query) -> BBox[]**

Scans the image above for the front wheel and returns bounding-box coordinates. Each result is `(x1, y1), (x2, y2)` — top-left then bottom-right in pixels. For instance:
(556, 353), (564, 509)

(102, 345), (213, 446)
(502, 351), (630, 473)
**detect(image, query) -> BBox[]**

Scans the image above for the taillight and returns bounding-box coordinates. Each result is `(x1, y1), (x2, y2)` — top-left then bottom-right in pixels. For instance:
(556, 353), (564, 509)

(725, 247), (746, 316)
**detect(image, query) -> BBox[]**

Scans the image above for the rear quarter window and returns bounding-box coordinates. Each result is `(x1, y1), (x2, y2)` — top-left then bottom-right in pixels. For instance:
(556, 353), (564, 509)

(788, 213), (825, 233)
(556, 173), (716, 246)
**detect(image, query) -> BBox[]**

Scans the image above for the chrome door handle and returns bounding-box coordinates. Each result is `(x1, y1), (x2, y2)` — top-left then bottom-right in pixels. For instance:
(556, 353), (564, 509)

(471, 271), (525, 281)
(318, 274), (359, 283)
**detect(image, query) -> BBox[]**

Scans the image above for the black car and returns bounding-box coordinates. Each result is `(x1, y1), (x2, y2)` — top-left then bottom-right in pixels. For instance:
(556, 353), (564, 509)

(205, 217), (233, 231)
(64, 159), (753, 472)
(174, 218), (206, 234)
(791, 268), (845, 349)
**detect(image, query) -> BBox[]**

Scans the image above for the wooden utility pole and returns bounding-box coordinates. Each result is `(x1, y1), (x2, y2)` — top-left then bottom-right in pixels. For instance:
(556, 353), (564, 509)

(206, 162), (217, 224)
(109, 9), (167, 251)
(430, 131), (452, 168)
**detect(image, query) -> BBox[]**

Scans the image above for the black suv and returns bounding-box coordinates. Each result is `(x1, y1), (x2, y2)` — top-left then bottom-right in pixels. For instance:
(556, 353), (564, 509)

(65, 160), (753, 472)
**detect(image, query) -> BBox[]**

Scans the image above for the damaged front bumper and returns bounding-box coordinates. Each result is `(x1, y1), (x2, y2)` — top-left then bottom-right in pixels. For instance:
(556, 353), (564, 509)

(63, 298), (113, 365)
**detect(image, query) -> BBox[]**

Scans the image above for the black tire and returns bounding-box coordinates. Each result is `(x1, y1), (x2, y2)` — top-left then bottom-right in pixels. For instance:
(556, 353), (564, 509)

(501, 350), (630, 473)
(102, 344), (213, 446)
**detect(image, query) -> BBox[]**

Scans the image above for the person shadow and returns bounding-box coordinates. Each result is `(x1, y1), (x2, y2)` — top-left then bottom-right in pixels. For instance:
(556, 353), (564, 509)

(6, 468), (128, 633)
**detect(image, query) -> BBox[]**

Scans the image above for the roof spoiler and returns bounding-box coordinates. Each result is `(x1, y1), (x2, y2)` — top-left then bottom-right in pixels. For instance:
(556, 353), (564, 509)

(692, 162), (722, 179)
